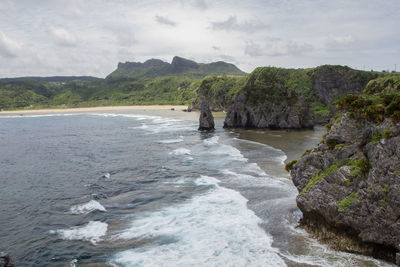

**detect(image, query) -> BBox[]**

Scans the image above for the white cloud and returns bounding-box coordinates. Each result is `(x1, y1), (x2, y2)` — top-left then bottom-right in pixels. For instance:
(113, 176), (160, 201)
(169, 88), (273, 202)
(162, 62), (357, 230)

(0, 32), (22, 58)
(212, 16), (269, 33)
(0, 0), (399, 77)
(245, 39), (313, 57)
(326, 34), (356, 51)
(50, 26), (77, 47)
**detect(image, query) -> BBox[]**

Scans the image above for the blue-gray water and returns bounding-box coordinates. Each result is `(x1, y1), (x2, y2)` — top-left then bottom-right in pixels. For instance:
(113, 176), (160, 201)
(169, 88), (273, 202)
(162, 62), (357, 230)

(0, 112), (392, 266)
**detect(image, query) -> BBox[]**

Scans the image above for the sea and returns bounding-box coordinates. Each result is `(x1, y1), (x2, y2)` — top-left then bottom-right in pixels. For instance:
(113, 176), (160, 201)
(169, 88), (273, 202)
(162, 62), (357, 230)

(0, 110), (393, 266)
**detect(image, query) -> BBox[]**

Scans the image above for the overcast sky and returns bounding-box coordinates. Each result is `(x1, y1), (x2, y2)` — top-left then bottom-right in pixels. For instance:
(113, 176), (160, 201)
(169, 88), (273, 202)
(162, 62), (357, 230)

(0, 0), (399, 78)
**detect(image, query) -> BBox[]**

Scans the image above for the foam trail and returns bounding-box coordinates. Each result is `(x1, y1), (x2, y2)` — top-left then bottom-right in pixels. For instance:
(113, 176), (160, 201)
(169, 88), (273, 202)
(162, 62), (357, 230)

(110, 176), (285, 266)
(70, 200), (106, 214)
(50, 221), (108, 245)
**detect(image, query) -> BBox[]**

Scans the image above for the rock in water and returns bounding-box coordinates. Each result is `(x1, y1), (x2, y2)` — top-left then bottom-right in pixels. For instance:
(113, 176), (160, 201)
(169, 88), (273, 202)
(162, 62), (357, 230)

(198, 100), (215, 131)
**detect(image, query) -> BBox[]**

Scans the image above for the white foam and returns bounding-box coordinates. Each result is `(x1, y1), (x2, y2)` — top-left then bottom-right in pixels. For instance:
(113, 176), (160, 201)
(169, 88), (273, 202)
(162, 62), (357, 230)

(243, 162), (267, 176)
(110, 175), (285, 266)
(158, 137), (184, 144)
(50, 221), (108, 245)
(209, 144), (247, 162)
(279, 154), (287, 165)
(70, 200), (106, 214)
(203, 136), (219, 146)
(194, 175), (220, 186)
(169, 148), (191, 156)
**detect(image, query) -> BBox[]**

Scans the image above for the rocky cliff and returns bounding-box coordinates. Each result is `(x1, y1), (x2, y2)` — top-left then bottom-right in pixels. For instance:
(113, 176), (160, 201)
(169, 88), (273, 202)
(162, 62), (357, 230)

(310, 65), (377, 105)
(289, 80), (400, 262)
(188, 76), (246, 112)
(223, 67), (314, 129)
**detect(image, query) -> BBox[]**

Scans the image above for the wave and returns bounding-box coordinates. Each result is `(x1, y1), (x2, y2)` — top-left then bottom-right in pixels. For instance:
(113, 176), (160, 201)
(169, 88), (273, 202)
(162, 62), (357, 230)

(158, 136), (184, 144)
(208, 144), (247, 162)
(70, 200), (106, 214)
(203, 136), (219, 146)
(50, 221), (108, 245)
(109, 175), (285, 266)
(169, 148), (191, 156)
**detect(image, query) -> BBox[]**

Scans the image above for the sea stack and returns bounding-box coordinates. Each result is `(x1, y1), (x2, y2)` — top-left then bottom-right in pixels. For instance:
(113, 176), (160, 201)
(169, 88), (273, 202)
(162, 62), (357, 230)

(198, 100), (215, 131)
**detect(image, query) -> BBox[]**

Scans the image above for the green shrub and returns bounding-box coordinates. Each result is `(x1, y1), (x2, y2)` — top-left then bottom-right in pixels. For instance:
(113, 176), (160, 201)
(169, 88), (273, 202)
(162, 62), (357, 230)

(285, 160), (298, 172)
(383, 129), (392, 139)
(338, 193), (358, 211)
(369, 132), (382, 142)
(347, 159), (371, 179)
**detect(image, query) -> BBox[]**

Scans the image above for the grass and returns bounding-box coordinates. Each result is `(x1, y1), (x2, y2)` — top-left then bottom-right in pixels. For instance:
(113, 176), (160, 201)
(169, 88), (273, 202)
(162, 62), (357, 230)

(301, 164), (340, 194)
(338, 193), (358, 211)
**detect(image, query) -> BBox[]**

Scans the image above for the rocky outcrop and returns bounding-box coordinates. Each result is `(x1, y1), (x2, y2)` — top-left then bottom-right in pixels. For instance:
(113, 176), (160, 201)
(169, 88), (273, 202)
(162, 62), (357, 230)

(224, 93), (314, 129)
(198, 100), (215, 131)
(290, 112), (400, 262)
(311, 65), (376, 105)
(189, 76), (246, 112)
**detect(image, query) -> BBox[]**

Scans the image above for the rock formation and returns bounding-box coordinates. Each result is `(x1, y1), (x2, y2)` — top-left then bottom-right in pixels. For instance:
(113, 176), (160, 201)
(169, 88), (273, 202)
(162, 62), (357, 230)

(198, 100), (215, 131)
(289, 111), (400, 262)
(311, 65), (376, 105)
(224, 93), (314, 129)
(223, 67), (314, 129)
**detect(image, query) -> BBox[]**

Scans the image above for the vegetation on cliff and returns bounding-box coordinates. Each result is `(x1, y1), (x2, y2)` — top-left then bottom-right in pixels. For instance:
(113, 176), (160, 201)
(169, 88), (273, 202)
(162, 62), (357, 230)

(189, 75), (247, 111)
(290, 77), (400, 262)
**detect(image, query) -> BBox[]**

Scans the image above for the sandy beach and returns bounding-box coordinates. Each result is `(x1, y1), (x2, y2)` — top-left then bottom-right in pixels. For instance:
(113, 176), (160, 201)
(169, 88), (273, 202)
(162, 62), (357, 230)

(0, 105), (188, 116)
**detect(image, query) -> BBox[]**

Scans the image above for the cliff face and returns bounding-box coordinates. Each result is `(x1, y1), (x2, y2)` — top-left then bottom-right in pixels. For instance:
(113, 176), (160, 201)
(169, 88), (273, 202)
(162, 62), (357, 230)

(223, 93), (314, 129)
(189, 76), (246, 112)
(223, 67), (314, 129)
(311, 65), (376, 105)
(290, 83), (400, 262)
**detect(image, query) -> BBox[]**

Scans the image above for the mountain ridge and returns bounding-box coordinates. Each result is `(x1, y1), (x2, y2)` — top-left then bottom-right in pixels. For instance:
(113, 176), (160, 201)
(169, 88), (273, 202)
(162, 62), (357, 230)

(107, 56), (247, 80)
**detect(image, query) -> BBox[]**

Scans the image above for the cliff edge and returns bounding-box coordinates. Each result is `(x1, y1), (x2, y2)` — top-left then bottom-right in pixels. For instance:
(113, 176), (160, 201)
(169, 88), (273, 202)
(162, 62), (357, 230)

(289, 76), (400, 262)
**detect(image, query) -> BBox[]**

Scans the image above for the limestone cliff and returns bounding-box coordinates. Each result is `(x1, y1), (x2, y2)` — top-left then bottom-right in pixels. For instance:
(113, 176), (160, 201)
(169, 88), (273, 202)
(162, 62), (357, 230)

(223, 67), (314, 129)
(289, 80), (400, 262)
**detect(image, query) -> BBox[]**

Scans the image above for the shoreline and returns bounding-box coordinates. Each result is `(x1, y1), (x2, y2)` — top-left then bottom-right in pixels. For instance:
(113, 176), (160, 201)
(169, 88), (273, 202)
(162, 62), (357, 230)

(0, 105), (188, 116)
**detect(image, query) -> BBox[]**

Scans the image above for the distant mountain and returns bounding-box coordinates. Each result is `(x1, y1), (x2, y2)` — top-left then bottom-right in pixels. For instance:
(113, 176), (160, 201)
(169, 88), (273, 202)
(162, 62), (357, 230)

(106, 56), (247, 80)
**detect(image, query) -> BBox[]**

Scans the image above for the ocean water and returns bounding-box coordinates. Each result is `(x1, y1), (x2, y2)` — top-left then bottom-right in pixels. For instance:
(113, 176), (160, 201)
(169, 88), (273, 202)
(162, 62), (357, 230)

(0, 111), (393, 266)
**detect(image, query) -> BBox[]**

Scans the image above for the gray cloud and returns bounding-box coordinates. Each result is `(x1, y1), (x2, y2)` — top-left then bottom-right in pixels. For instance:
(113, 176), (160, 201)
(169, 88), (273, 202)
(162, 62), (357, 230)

(155, 15), (177, 26)
(244, 41), (262, 57)
(179, 0), (208, 10)
(0, 0), (399, 77)
(212, 16), (269, 33)
(0, 32), (21, 58)
(192, 0), (207, 10)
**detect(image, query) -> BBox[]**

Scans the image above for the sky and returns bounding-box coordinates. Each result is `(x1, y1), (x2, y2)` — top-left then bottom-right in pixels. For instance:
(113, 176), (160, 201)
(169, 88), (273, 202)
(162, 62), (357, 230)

(0, 0), (399, 78)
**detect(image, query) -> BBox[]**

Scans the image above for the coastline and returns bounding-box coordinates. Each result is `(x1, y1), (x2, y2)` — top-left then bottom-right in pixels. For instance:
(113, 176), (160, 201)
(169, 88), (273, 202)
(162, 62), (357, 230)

(0, 105), (188, 116)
